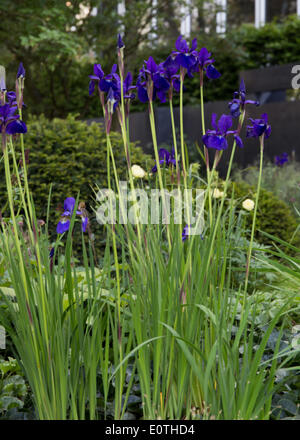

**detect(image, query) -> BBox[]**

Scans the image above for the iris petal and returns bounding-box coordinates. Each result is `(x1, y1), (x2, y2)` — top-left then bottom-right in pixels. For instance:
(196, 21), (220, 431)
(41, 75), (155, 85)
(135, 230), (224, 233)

(64, 197), (76, 214)
(81, 217), (88, 232)
(234, 135), (243, 148)
(137, 85), (149, 103)
(6, 120), (27, 135)
(206, 64), (221, 80)
(218, 114), (232, 135)
(89, 80), (95, 96)
(57, 219), (70, 234)
(203, 134), (228, 150)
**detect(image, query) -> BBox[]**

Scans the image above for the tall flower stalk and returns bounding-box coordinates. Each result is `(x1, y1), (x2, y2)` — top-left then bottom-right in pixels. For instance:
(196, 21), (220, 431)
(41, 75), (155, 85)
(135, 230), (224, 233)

(196, 48), (221, 227)
(199, 75), (213, 226)
(244, 113), (271, 295)
(148, 98), (172, 248)
(244, 135), (264, 294)
(169, 97), (180, 187)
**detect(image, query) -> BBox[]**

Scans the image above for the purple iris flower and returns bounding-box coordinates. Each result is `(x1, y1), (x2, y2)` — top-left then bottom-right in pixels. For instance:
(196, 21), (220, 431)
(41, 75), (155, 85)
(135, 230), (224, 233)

(5, 91), (26, 109)
(194, 47), (221, 80)
(246, 113), (271, 139)
(172, 35), (198, 70)
(151, 148), (177, 173)
(106, 71), (135, 113)
(182, 224), (190, 242)
(275, 152), (288, 166)
(89, 63), (105, 96)
(49, 247), (54, 259)
(57, 197), (88, 234)
(202, 114), (243, 150)
(182, 225), (204, 242)
(137, 79), (149, 103)
(228, 79), (259, 118)
(137, 57), (170, 103)
(107, 87), (119, 115)
(49, 246), (55, 272)
(99, 64), (120, 94)
(6, 91), (17, 105)
(0, 104), (27, 135)
(163, 55), (179, 76)
(17, 63), (25, 79)
(160, 61), (180, 97)
(122, 71), (136, 100)
(117, 34), (125, 49)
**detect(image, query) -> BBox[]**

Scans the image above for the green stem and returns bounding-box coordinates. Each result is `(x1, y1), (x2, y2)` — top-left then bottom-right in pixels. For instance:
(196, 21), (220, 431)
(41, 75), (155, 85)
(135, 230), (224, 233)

(179, 72), (187, 178)
(169, 99), (180, 187)
(200, 81), (213, 227)
(117, 73), (143, 245)
(2, 136), (47, 410)
(148, 99), (171, 249)
(18, 108), (33, 224)
(9, 137), (33, 240)
(244, 134), (264, 295)
(105, 133), (123, 419)
(179, 72), (192, 233)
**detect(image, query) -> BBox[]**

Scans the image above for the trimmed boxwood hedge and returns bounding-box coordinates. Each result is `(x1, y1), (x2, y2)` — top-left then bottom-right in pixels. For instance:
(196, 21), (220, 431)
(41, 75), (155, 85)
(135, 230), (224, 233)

(0, 114), (152, 258)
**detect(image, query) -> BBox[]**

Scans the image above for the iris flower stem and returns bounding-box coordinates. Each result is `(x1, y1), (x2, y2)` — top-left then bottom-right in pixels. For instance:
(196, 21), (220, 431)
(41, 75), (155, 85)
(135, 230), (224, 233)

(19, 108), (33, 225)
(101, 105), (136, 303)
(3, 140), (30, 303)
(118, 71), (143, 246)
(9, 137), (33, 240)
(179, 72), (187, 178)
(244, 134), (264, 296)
(119, 71), (131, 169)
(203, 110), (245, 274)
(2, 136), (47, 403)
(16, 111), (50, 354)
(101, 103), (136, 254)
(148, 99), (171, 250)
(126, 116), (131, 156)
(169, 99), (180, 188)
(17, 109), (49, 327)
(105, 132), (123, 420)
(5, 136), (49, 343)
(200, 81), (213, 228)
(179, 72), (192, 241)
(205, 142), (237, 269)
(181, 140), (237, 287)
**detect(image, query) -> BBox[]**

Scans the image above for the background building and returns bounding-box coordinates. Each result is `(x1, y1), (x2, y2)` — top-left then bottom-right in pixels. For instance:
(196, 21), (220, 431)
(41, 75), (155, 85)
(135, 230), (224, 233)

(112, 0), (300, 37)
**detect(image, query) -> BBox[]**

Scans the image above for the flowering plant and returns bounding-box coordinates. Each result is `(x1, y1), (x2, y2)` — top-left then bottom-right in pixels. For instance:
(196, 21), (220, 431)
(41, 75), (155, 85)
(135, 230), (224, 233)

(1, 32), (297, 424)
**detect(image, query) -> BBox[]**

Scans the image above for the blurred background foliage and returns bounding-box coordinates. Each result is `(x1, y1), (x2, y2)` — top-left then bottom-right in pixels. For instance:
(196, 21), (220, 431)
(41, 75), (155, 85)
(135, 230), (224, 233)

(1, 1), (300, 118)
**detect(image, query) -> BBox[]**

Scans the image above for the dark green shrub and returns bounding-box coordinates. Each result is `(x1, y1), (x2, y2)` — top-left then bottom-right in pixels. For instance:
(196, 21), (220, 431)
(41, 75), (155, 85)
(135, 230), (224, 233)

(0, 114), (151, 257)
(230, 15), (300, 70)
(228, 181), (300, 249)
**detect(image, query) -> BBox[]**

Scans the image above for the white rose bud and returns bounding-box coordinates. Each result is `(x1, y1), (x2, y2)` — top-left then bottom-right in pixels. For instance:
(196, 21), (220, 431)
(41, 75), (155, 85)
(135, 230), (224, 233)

(242, 198), (255, 211)
(131, 164), (146, 178)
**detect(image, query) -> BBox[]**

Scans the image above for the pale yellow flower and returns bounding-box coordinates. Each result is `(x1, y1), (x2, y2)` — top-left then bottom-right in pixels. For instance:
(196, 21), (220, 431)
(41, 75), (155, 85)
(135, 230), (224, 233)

(212, 188), (224, 199)
(131, 164), (146, 178)
(242, 198), (255, 211)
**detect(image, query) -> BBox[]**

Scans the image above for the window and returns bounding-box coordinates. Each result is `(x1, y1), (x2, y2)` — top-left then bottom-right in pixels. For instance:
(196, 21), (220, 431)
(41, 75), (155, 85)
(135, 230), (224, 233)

(266, 0), (297, 22)
(227, 0), (255, 27)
